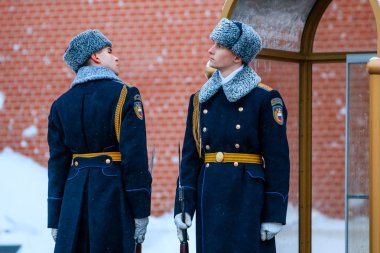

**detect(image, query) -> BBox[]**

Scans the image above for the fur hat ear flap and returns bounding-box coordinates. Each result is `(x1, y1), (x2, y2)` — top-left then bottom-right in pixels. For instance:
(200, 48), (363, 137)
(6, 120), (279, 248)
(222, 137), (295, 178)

(210, 18), (262, 64)
(63, 30), (112, 73)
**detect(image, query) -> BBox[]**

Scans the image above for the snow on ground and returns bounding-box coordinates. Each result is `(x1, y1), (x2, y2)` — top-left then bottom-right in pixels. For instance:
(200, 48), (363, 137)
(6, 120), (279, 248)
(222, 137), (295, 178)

(0, 148), (348, 253)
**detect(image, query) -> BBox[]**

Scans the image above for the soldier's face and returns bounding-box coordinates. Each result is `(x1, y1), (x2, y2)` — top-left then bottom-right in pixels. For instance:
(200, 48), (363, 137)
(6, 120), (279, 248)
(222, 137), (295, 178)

(208, 42), (240, 73)
(95, 47), (120, 75)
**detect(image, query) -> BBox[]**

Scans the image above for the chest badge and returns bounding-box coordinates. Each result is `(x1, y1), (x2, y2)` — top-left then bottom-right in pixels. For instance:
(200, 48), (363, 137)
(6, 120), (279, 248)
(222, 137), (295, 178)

(134, 102), (144, 120)
(272, 105), (284, 125)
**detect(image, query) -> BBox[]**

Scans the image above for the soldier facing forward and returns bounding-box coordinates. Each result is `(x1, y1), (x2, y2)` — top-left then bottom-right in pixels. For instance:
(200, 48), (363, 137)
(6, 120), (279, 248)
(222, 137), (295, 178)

(174, 19), (290, 253)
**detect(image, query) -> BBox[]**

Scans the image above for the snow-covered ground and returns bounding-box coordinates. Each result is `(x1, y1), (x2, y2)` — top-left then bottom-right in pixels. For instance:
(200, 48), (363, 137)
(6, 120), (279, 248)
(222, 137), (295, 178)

(0, 147), (353, 253)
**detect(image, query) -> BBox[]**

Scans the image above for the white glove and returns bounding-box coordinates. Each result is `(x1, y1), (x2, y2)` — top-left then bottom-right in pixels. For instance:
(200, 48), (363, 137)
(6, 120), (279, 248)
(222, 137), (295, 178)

(260, 222), (282, 241)
(134, 217), (149, 243)
(51, 228), (58, 242)
(174, 213), (192, 242)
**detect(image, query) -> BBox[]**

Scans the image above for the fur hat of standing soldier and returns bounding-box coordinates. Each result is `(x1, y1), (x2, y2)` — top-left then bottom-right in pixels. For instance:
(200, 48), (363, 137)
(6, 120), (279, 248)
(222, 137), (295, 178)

(210, 18), (262, 64)
(63, 30), (112, 73)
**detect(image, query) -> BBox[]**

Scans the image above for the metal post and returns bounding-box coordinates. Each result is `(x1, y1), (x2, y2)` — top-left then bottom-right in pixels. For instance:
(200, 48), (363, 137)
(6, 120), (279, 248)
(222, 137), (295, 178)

(368, 1), (380, 252)
(367, 57), (380, 253)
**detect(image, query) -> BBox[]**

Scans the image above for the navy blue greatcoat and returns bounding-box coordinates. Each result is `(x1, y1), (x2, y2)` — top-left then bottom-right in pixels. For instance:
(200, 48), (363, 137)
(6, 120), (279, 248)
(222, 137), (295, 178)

(47, 66), (152, 253)
(175, 66), (290, 253)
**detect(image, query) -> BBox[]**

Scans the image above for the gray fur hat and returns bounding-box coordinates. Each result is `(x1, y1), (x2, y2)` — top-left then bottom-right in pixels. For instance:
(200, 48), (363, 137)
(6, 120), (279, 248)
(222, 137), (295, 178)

(63, 30), (112, 73)
(210, 18), (262, 64)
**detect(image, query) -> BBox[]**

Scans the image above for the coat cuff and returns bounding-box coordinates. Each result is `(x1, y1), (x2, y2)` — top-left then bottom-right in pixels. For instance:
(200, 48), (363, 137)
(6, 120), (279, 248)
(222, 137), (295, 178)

(47, 198), (62, 228)
(261, 192), (288, 225)
(126, 188), (151, 218)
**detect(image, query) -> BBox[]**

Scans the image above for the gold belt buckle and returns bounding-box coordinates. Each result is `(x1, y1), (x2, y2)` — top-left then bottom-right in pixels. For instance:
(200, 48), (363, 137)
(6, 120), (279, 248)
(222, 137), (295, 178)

(215, 152), (224, 162)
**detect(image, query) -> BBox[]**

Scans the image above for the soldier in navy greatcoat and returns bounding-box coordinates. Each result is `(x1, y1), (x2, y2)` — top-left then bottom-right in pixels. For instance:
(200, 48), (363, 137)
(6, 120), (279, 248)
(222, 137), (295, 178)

(47, 30), (152, 253)
(174, 19), (290, 253)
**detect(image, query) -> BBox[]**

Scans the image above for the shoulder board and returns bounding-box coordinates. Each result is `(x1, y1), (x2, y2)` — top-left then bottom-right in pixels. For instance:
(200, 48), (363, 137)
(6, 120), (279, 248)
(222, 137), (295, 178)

(192, 91), (202, 158)
(257, 83), (273, 91)
(125, 82), (132, 87)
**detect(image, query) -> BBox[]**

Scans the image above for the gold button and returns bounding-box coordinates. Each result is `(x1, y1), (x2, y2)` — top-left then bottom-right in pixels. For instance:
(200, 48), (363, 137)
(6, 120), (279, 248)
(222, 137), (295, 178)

(235, 144), (240, 149)
(105, 159), (111, 164)
(203, 127), (207, 133)
(205, 163), (210, 168)
(216, 152), (224, 162)
(236, 124), (241, 130)
(234, 162), (239, 167)
(238, 107), (244, 112)
(205, 145), (210, 150)
(74, 161), (79, 166)
(203, 109), (208, 114)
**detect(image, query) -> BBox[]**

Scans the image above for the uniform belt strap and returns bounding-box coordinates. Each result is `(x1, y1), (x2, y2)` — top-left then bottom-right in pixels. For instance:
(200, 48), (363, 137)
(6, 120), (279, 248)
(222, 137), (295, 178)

(204, 152), (262, 164)
(72, 152), (122, 161)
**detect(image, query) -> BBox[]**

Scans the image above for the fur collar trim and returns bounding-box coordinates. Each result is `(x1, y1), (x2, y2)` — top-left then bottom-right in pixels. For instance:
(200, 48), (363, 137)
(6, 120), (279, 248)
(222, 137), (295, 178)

(71, 66), (122, 88)
(199, 65), (261, 103)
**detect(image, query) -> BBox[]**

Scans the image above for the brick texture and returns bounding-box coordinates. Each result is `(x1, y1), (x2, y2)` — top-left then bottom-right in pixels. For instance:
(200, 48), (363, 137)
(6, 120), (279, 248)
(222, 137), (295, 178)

(0, 0), (376, 218)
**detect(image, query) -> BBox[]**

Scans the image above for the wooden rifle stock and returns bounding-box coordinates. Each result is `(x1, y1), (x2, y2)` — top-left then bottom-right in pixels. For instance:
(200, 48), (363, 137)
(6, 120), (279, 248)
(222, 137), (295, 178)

(135, 242), (142, 253)
(180, 241), (189, 253)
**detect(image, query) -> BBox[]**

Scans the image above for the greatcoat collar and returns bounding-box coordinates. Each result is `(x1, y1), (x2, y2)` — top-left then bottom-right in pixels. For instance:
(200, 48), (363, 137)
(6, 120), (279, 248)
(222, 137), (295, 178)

(71, 66), (122, 88)
(199, 65), (261, 103)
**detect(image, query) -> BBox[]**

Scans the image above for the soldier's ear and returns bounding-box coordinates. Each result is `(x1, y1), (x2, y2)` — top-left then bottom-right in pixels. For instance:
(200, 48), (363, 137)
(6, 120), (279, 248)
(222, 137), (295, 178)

(233, 55), (242, 64)
(90, 53), (101, 64)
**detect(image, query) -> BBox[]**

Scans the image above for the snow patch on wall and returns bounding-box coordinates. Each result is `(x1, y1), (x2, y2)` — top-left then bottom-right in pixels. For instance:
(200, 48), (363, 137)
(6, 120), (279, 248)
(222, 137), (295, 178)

(0, 91), (5, 110)
(8, 119), (14, 131)
(20, 140), (28, 148)
(0, 54), (11, 62)
(13, 44), (21, 52)
(22, 125), (38, 138)
(171, 155), (179, 164)
(43, 56), (51, 65)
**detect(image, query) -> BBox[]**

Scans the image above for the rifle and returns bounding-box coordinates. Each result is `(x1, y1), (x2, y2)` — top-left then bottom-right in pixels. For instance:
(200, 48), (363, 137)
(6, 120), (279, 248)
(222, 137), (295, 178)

(135, 145), (155, 253)
(135, 243), (141, 253)
(178, 141), (189, 253)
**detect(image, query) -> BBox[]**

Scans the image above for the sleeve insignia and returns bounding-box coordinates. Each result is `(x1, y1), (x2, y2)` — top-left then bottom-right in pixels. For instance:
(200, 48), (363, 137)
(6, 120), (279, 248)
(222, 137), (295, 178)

(272, 105), (284, 125)
(271, 98), (283, 106)
(134, 102), (144, 120)
(134, 94), (142, 101)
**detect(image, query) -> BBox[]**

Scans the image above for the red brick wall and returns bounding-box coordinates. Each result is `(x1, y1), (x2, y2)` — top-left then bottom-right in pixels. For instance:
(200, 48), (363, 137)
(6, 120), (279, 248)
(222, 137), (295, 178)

(0, 0), (376, 218)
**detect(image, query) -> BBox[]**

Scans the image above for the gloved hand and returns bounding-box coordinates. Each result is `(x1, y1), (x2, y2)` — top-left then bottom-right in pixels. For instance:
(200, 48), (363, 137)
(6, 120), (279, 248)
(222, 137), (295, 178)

(51, 228), (58, 242)
(134, 217), (149, 243)
(260, 222), (283, 241)
(174, 213), (192, 242)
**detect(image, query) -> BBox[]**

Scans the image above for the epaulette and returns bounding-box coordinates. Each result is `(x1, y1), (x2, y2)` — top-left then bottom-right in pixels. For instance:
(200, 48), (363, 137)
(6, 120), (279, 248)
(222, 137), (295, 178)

(257, 83), (273, 91)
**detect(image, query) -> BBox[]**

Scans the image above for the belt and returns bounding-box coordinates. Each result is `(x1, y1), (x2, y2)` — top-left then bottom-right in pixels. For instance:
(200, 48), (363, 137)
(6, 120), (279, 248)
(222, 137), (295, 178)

(204, 152), (262, 164)
(72, 152), (122, 162)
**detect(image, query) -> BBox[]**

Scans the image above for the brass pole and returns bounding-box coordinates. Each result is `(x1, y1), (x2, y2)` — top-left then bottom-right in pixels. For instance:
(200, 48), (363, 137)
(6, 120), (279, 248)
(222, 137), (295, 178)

(220, 0), (237, 19)
(368, 1), (380, 252)
(368, 58), (380, 253)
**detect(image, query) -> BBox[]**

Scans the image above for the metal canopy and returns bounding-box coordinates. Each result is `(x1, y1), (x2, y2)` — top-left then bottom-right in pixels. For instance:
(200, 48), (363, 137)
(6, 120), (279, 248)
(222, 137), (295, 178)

(230, 0), (317, 52)
(221, 0), (367, 63)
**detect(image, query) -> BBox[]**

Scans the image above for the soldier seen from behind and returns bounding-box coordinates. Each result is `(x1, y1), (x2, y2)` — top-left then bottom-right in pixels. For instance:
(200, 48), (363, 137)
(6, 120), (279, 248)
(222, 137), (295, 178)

(47, 30), (152, 253)
(174, 18), (290, 253)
